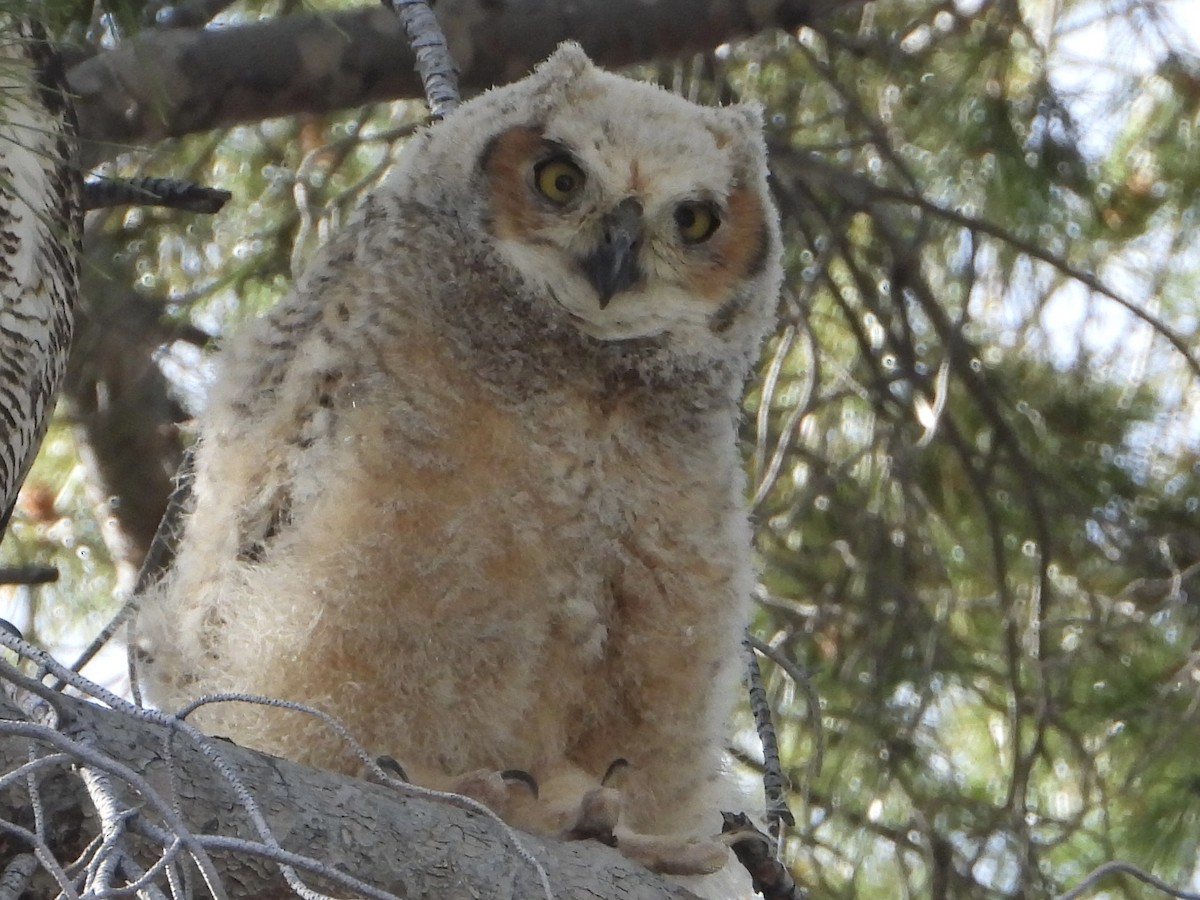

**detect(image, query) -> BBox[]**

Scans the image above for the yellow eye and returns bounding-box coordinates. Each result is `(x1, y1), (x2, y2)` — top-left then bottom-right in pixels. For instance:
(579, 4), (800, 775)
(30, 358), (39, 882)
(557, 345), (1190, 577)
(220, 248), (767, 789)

(674, 201), (720, 244)
(534, 157), (586, 204)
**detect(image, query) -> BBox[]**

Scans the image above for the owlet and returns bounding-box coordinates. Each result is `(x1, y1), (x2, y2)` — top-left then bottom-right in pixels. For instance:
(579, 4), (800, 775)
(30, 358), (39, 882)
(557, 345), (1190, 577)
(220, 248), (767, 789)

(136, 41), (782, 880)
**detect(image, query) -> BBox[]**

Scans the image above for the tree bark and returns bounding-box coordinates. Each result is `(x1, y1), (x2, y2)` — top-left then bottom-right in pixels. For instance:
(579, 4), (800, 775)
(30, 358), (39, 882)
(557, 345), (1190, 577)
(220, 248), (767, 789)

(0, 686), (705, 899)
(69, 0), (851, 162)
(62, 221), (190, 587)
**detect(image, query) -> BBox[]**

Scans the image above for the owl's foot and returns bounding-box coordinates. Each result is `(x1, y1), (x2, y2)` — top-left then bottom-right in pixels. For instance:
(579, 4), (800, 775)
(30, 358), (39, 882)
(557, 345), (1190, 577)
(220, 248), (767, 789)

(554, 760), (729, 875)
(375, 754), (409, 781)
(372, 758), (540, 820)
(383, 758), (730, 875)
(559, 785), (726, 873)
(561, 785), (621, 845)
(612, 830), (730, 876)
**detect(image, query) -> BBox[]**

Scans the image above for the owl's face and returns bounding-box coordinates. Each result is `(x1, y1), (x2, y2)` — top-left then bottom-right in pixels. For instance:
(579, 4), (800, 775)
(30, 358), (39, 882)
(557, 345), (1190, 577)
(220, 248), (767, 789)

(393, 43), (781, 378)
(481, 115), (770, 348)
(478, 71), (774, 355)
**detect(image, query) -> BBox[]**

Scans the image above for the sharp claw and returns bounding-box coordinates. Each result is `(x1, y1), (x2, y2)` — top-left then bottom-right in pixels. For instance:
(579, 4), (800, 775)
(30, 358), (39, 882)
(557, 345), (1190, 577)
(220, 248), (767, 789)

(601, 757), (629, 786)
(500, 768), (539, 798)
(375, 755), (409, 782)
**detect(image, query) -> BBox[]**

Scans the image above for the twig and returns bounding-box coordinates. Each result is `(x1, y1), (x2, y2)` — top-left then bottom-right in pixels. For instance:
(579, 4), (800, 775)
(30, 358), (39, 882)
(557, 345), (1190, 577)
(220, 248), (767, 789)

(1056, 861), (1200, 900)
(0, 816), (80, 900)
(64, 446), (196, 689)
(24, 744), (47, 862)
(0, 565), (57, 585)
(107, 851), (173, 900)
(173, 692), (554, 900)
(77, 758), (137, 896)
(0, 718), (229, 900)
(2, 634), (299, 900)
(872, 182), (1200, 380)
(0, 752), (72, 795)
(742, 635), (795, 847)
(136, 443), (195, 596)
(0, 851), (37, 900)
(745, 633), (824, 793)
(3, 630), (555, 900)
(61, 590), (136, 687)
(721, 812), (806, 900)
(780, 145), (1200, 382)
(83, 176), (231, 214)
(382, 0), (459, 119)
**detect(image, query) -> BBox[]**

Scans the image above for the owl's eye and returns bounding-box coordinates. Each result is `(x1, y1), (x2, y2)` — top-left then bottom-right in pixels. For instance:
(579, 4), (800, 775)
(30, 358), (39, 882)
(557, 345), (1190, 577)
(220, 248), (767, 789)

(534, 157), (586, 204)
(674, 201), (720, 244)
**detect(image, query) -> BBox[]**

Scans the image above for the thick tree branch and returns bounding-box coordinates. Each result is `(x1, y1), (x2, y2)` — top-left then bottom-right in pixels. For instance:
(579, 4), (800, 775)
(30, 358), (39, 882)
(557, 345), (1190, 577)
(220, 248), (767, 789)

(0, 686), (705, 899)
(69, 0), (851, 161)
(62, 222), (189, 584)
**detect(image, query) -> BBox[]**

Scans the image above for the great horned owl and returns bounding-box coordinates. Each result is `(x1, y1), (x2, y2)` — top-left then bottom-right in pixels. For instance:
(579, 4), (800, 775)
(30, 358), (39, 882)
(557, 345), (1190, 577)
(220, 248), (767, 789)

(136, 43), (782, 877)
(0, 18), (81, 534)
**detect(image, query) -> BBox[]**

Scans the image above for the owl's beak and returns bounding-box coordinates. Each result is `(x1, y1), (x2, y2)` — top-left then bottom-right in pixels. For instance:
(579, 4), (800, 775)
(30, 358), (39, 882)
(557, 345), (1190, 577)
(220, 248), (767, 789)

(580, 198), (643, 309)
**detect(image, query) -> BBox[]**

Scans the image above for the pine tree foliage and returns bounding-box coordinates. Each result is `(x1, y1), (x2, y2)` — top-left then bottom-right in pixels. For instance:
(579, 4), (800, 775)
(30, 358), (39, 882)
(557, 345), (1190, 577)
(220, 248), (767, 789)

(2, 0), (1198, 896)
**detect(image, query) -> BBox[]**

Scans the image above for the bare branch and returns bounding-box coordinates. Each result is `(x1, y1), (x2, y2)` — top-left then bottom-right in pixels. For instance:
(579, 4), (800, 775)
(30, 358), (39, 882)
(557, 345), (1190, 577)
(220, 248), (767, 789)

(745, 631), (824, 793)
(0, 565), (57, 585)
(1056, 861), (1200, 900)
(82, 176), (231, 214)
(63, 447), (196, 688)
(0, 851), (38, 899)
(384, 0), (459, 119)
(742, 635), (796, 841)
(68, 0), (858, 162)
(722, 813), (806, 900)
(0, 682), (707, 899)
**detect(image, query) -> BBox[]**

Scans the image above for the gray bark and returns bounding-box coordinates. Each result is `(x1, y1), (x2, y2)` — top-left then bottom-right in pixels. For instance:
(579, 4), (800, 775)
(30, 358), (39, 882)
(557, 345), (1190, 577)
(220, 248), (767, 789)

(0, 687), (704, 899)
(69, 0), (849, 163)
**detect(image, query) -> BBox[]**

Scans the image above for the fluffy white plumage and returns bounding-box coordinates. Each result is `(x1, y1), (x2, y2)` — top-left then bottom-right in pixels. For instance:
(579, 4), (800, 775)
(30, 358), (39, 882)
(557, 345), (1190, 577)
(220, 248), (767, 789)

(136, 43), (781, 886)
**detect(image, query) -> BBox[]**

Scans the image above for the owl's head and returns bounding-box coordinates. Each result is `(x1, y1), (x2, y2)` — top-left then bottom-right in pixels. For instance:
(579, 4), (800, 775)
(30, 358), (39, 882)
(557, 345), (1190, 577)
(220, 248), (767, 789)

(394, 43), (782, 386)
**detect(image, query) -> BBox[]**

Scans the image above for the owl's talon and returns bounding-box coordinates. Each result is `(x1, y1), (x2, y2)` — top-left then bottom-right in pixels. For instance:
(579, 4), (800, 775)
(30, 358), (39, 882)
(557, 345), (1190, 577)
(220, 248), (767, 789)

(449, 768), (540, 819)
(500, 768), (539, 798)
(600, 756), (629, 786)
(375, 754), (409, 782)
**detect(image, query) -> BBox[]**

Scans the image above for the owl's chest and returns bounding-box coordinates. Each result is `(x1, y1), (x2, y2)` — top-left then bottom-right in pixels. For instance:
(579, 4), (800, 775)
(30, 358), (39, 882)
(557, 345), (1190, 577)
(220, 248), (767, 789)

(367, 343), (739, 594)
(514, 390), (717, 527)
(350, 370), (746, 711)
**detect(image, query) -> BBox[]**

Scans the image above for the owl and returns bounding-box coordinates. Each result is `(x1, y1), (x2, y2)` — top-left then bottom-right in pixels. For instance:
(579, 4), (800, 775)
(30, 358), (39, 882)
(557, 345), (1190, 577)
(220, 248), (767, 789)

(135, 43), (782, 879)
(0, 17), (81, 535)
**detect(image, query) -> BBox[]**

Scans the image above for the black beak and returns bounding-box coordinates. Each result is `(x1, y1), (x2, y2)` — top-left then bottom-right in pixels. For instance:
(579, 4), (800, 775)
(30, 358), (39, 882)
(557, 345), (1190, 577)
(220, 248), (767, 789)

(580, 198), (643, 309)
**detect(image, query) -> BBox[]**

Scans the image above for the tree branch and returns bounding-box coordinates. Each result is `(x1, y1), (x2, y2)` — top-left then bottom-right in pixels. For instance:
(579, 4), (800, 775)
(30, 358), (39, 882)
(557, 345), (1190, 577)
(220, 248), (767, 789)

(0, 685), (704, 899)
(68, 0), (855, 162)
(62, 222), (190, 584)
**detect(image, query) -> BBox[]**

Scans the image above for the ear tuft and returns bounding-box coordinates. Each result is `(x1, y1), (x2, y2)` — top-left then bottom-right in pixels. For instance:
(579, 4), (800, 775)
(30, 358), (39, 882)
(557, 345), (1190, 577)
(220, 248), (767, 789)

(533, 41), (595, 82)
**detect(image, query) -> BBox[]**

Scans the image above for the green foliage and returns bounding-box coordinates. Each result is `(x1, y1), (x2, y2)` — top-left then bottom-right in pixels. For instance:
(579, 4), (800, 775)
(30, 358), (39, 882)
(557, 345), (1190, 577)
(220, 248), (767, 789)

(729, 0), (1200, 895)
(3, 418), (118, 651)
(3, 0), (1198, 896)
